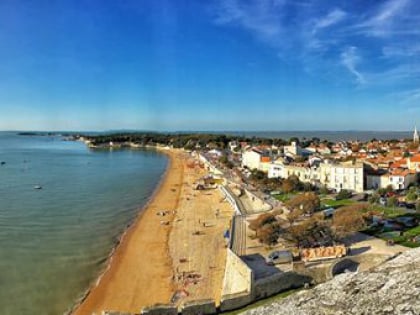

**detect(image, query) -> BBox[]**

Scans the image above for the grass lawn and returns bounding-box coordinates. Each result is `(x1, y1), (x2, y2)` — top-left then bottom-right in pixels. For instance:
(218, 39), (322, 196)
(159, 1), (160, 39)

(320, 198), (355, 208)
(223, 288), (302, 314)
(366, 223), (420, 248)
(398, 241), (419, 248)
(368, 205), (407, 218)
(273, 193), (295, 202)
(404, 225), (420, 237)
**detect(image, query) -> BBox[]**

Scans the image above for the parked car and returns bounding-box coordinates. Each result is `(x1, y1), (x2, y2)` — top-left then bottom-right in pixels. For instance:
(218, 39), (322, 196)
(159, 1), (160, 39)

(266, 250), (293, 265)
(406, 203), (416, 210)
(395, 216), (417, 228)
(323, 207), (336, 218)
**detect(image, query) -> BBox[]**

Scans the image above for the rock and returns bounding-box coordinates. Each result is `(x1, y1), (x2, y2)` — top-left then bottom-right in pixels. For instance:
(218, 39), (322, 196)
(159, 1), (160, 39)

(241, 248), (420, 315)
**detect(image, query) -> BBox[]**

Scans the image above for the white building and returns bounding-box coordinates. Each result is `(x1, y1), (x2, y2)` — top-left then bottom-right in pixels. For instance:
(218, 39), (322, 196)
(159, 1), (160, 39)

(284, 142), (301, 156)
(268, 161), (286, 179)
(242, 148), (272, 171)
(228, 141), (238, 151)
(268, 159), (364, 192)
(414, 127), (419, 143)
(407, 155), (420, 172)
(389, 170), (417, 190)
(242, 148), (263, 170)
(366, 172), (389, 190)
(319, 161), (364, 192)
(366, 169), (417, 190)
(317, 145), (331, 155)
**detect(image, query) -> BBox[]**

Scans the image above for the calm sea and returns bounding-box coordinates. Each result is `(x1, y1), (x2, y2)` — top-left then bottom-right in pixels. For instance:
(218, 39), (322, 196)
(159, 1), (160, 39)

(0, 132), (168, 315)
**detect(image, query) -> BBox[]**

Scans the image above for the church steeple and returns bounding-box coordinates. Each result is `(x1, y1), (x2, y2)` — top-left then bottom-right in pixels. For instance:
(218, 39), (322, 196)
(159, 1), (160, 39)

(414, 126), (419, 143)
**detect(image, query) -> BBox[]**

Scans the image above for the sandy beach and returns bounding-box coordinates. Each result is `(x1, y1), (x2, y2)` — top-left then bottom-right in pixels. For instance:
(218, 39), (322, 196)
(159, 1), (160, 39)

(73, 149), (184, 315)
(169, 157), (233, 306)
(73, 149), (233, 314)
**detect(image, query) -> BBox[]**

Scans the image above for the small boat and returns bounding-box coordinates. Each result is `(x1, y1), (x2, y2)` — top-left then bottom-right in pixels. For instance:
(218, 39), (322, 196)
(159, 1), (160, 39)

(34, 185), (42, 190)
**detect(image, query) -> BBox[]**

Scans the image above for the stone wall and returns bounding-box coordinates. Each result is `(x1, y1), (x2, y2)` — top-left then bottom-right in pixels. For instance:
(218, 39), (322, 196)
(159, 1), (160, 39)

(140, 304), (178, 315)
(219, 249), (313, 312)
(220, 248), (254, 312)
(222, 249), (253, 297)
(180, 299), (216, 315)
(140, 300), (216, 315)
(253, 272), (312, 300)
(219, 292), (254, 313)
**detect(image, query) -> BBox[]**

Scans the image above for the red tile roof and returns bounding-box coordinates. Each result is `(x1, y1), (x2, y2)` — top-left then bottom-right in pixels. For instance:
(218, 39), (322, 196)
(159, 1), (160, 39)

(410, 154), (420, 163)
(260, 156), (271, 163)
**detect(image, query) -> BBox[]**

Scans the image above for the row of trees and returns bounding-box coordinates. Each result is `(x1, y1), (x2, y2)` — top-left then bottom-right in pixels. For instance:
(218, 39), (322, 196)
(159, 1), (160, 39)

(81, 132), (317, 150)
(248, 213), (282, 245)
(286, 192), (320, 223)
(249, 195), (368, 247)
(286, 204), (366, 248)
(249, 172), (316, 193)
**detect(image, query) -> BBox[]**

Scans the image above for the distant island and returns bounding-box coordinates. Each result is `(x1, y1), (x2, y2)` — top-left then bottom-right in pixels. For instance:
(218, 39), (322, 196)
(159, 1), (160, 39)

(18, 131), (74, 137)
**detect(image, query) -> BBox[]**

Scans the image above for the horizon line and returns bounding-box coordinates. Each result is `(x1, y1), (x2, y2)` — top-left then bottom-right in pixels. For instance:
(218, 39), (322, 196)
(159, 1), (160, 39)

(0, 129), (415, 133)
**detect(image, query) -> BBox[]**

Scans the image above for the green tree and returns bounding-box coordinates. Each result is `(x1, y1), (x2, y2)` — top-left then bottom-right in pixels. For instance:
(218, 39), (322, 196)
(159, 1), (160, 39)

(406, 191), (417, 202)
(287, 218), (334, 247)
(387, 196), (398, 208)
(378, 188), (387, 195)
(319, 185), (329, 195)
(248, 213), (282, 245)
(286, 192), (320, 215)
(219, 155), (228, 164)
(332, 204), (367, 238)
(336, 189), (352, 200)
(302, 182), (313, 192)
(289, 137), (300, 144)
(250, 169), (266, 181)
(369, 193), (380, 204)
(282, 179), (295, 194)
(416, 201), (420, 212)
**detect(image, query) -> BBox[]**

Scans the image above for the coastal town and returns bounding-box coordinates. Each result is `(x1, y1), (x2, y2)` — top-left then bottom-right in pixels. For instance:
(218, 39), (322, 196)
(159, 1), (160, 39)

(72, 130), (420, 315)
(4, 1), (420, 314)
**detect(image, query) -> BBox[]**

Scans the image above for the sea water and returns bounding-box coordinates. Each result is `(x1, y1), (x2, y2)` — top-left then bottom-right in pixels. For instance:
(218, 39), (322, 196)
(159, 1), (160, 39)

(0, 133), (167, 314)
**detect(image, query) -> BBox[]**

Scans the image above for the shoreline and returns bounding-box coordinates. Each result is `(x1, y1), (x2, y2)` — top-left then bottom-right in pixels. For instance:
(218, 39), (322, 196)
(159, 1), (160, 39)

(72, 148), (182, 314)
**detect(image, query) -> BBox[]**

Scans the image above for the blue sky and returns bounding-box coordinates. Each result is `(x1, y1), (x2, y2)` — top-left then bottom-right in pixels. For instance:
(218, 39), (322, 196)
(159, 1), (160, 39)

(0, 0), (419, 131)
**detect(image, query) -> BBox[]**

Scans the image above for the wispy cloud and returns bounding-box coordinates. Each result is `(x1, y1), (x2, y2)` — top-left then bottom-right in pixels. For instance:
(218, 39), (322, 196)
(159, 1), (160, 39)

(380, 64), (420, 82)
(312, 8), (346, 34)
(400, 88), (420, 104)
(382, 44), (420, 57)
(340, 46), (366, 84)
(355, 0), (415, 37)
(389, 88), (420, 113)
(214, 0), (285, 45)
(212, 0), (420, 88)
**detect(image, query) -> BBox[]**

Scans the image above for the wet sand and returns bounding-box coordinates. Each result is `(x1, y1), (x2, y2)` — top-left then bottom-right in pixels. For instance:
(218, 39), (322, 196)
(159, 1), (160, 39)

(73, 149), (184, 315)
